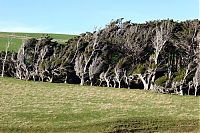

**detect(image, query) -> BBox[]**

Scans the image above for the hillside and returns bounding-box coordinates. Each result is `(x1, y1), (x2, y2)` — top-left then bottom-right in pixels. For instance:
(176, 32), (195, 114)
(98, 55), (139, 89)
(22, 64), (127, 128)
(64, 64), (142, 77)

(0, 32), (76, 52)
(0, 77), (199, 132)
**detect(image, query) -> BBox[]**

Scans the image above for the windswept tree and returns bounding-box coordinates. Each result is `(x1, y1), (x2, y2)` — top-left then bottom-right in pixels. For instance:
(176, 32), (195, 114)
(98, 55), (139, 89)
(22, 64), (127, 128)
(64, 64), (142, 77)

(1, 19), (200, 96)
(1, 34), (13, 77)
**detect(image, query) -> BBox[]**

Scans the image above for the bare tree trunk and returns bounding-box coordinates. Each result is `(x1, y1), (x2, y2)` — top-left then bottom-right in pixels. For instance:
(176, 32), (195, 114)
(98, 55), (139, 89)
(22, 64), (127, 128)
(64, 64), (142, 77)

(194, 85), (198, 96)
(188, 88), (190, 95)
(124, 76), (130, 89)
(1, 36), (12, 77)
(137, 74), (149, 90)
(113, 79), (116, 88)
(104, 66), (111, 87)
(193, 66), (200, 96)
(118, 82), (121, 88)
(99, 79), (103, 86)
(179, 80), (184, 96)
(114, 67), (121, 88)
(193, 79), (198, 96)
(80, 32), (99, 86)
(188, 81), (193, 95)
(50, 77), (53, 83)
(150, 20), (173, 90)
(64, 76), (68, 83)
(90, 81), (93, 86)
(105, 78), (110, 87)
(80, 77), (84, 86)
(71, 38), (81, 63)
(33, 44), (39, 80)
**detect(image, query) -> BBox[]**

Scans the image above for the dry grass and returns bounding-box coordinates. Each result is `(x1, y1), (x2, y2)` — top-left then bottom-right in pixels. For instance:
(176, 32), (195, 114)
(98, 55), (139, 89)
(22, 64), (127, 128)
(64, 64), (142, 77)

(0, 77), (199, 132)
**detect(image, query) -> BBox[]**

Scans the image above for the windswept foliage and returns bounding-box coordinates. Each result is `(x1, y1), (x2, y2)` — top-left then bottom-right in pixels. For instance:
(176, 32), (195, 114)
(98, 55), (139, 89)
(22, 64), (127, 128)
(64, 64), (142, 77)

(1, 19), (200, 95)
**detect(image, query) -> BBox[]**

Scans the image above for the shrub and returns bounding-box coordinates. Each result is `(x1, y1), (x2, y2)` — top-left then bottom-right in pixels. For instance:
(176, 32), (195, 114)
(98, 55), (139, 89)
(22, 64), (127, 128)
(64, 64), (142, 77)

(155, 76), (167, 86)
(173, 68), (185, 81)
(111, 52), (120, 64)
(133, 63), (148, 74)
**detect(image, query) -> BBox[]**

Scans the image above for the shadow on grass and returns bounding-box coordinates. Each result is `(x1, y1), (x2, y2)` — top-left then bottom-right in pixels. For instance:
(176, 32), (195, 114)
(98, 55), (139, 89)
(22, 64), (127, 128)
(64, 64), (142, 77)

(0, 117), (199, 133)
(103, 117), (199, 133)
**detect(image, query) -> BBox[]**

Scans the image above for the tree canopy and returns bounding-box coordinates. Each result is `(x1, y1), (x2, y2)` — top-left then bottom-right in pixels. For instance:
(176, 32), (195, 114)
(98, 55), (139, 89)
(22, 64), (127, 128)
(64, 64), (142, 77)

(1, 19), (200, 96)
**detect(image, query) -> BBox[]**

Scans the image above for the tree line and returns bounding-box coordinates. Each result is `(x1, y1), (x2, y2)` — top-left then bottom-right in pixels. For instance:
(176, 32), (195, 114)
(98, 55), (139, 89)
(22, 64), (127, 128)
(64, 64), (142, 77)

(0, 19), (200, 96)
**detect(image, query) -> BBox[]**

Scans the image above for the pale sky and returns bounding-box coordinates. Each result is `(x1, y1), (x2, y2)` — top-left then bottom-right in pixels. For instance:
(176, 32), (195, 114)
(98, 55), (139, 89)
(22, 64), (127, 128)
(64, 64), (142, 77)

(0, 0), (199, 34)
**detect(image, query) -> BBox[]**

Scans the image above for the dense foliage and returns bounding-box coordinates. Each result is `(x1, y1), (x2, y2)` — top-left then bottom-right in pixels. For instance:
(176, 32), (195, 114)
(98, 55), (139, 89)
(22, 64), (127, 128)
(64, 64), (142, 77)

(0, 19), (200, 96)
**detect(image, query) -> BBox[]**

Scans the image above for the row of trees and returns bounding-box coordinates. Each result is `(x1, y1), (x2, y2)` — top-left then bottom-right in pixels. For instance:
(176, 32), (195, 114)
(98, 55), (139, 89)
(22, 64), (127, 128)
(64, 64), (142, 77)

(0, 19), (200, 96)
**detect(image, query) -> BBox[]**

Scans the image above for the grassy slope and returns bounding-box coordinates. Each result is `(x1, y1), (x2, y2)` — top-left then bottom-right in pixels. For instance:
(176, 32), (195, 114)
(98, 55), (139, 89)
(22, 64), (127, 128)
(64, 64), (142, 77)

(0, 32), (76, 52)
(0, 77), (199, 132)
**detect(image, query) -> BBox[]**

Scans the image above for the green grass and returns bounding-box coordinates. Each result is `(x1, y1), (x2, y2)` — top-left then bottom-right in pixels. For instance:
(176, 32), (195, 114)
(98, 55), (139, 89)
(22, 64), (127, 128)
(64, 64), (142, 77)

(0, 32), (76, 52)
(0, 77), (199, 132)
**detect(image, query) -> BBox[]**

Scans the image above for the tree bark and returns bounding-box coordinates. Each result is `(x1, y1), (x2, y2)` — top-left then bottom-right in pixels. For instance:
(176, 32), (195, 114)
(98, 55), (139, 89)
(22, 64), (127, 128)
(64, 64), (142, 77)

(1, 36), (12, 77)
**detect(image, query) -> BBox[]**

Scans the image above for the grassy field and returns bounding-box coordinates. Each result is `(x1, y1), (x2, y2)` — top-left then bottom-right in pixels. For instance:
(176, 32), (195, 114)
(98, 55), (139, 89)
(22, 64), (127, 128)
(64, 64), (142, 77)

(0, 77), (199, 132)
(0, 32), (76, 52)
